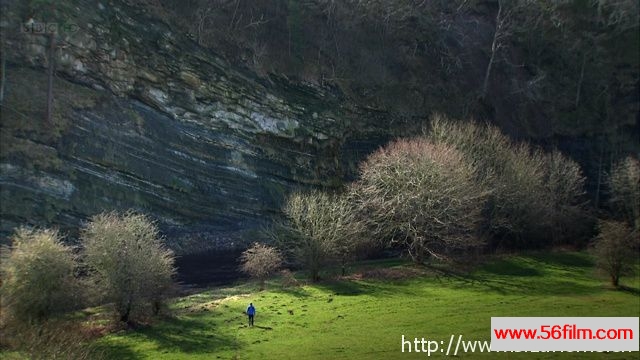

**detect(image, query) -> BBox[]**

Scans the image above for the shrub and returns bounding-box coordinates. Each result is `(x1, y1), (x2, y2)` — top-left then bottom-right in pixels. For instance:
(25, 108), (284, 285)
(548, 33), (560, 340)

(543, 149), (589, 245)
(0, 227), (79, 324)
(239, 242), (283, 289)
(608, 156), (640, 231)
(283, 190), (366, 281)
(353, 138), (488, 263)
(592, 220), (638, 287)
(428, 115), (589, 248)
(2, 320), (105, 360)
(279, 269), (299, 288)
(81, 211), (175, 323)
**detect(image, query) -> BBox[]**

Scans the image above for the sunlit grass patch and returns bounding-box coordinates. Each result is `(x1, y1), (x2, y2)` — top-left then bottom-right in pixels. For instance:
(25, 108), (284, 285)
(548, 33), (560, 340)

(91, 251), (639, 359)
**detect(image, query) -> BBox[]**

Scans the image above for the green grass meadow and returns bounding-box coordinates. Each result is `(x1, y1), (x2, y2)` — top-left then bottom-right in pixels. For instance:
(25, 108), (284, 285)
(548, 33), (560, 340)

(93, 252), (639, 359)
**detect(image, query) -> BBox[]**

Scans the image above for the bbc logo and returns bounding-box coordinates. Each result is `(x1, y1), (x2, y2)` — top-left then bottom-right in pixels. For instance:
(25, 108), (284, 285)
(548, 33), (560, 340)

(21, 21), (79, 34)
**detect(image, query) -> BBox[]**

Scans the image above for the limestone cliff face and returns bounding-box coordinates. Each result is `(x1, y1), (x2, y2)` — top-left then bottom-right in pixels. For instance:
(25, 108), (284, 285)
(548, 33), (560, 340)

(5, 1), (635, 253)
(0, 1), (393, 253)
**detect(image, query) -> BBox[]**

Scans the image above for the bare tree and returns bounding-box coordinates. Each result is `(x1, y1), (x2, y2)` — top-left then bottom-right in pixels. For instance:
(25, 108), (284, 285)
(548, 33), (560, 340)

(428, 116), (552, 246)
(544, 149), (589, 244)
(81, 211), (175, 324)
(195, 6), (215, 46)
(608, 156), (640, 231)
(283, 190), (365, 281)
(353, 138), (488, 263)
(482, 0), (509, 99)
(239, 242), (283, 290)
(592, 220), (638, 287)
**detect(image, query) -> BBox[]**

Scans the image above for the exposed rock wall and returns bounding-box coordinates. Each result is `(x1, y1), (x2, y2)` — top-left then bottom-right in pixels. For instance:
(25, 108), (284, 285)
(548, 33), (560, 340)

(0, 1), (394, 253)
(3, 1), (635, 254)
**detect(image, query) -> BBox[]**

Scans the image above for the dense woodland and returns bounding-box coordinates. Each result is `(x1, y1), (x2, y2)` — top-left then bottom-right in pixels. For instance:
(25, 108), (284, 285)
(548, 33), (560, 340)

(114, 0), (638, 211)
(144, 1), (639, 139)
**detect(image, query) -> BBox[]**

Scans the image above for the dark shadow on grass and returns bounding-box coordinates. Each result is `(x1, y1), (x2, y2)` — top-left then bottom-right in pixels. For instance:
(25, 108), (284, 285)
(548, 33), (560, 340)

(132, 315), (238, 354)
(480, 259), (543, 277)
(476, 277), (600, 296)
(313, 277), (422, 298)
(274, 286), (312, 299)
(427, 261), (601, 296)
(253, 325), (273, 330)
(95, 341), (145, 360)
(617, 285), (640, 296)
(527, 252), (594, 268)
(315, 280), (375, 296)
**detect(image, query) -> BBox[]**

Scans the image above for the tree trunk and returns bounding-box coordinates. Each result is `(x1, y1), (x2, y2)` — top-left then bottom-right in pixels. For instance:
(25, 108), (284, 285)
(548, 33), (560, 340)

(611, 275), (619, 288)
(481, 0), (502, 99)
(575, 52), (586, 108)
(594, 141), (605, 209)
(229, 0), (241, 33)
(310, 266), (320, 282)
(0, 44), (6, 104)
(153, 301), (161, 316)
(197, 16), (205, 46)
(45, 32), (56, 125)
(120, 302), (131, 323)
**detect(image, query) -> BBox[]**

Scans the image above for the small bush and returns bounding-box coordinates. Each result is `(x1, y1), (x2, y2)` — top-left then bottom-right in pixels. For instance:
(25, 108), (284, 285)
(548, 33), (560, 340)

(239, 242), (283, 289)
(81, 211), (176, 324)
(279, 269), (299, 288)
(1, 320), (105, 360)
(592, 220), (639, 287)
(608, 156), (640, 231)
(0, 227), (79, 324)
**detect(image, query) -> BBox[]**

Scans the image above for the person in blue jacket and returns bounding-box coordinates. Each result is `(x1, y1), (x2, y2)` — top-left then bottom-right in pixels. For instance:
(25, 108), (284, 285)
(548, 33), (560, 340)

(247, 303), (256, 326)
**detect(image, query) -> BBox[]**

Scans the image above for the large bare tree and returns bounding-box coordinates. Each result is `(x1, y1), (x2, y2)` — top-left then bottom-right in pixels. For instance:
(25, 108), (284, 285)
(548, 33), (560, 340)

(353, 138), (488, 263)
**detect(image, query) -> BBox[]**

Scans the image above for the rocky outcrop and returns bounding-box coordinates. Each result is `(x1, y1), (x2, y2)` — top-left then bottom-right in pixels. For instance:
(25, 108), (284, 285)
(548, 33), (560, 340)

(0, 1), (395, 253)
(5, 1), (634, 254)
